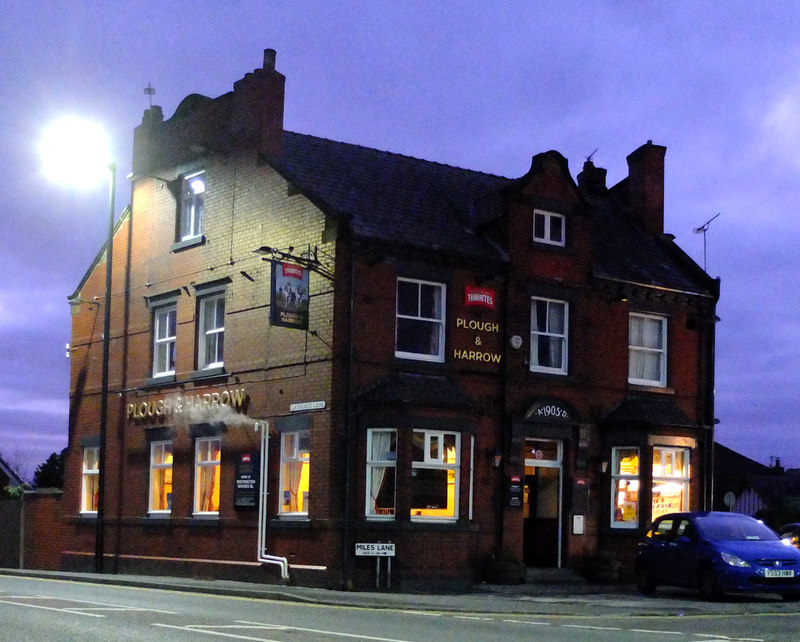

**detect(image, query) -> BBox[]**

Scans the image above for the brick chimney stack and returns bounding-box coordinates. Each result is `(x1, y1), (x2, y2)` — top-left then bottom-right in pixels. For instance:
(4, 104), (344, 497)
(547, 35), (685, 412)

(625, 140), (667, 235)
(577, 159), (607, 194)
(232, 48), (285, 157)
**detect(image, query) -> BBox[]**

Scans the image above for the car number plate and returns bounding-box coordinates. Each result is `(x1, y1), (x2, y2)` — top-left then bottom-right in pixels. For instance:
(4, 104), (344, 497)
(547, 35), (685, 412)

(765, 569), (795, 578)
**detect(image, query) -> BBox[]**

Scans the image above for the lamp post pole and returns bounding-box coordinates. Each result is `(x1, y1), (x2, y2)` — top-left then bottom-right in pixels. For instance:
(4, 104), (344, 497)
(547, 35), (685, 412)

(95, 162), (116, 573)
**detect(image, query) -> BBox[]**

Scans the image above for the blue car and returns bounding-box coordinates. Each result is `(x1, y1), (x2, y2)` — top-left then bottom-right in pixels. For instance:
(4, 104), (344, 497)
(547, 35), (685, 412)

(635, 511), (800, 601)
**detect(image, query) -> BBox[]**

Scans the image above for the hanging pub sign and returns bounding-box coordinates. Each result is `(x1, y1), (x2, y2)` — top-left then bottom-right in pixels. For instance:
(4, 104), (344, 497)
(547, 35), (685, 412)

(271, 261), (310, 330)
(234, 452), (260, 509)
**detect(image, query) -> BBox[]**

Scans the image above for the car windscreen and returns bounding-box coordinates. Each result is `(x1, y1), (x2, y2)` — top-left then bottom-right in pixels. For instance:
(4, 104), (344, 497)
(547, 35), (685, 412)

(695, 515), (780, 542)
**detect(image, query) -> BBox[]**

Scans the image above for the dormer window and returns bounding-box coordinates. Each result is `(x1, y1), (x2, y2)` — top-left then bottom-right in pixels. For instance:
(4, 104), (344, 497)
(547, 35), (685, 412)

(533, 209), (565, 247)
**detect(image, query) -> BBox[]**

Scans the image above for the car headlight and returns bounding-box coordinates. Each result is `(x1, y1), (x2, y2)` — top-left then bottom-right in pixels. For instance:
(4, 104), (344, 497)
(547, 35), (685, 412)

(720, 552), (751, 568)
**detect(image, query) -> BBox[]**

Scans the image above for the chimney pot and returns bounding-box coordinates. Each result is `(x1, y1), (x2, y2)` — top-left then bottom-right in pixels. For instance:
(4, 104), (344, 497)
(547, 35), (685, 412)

(263, 48), (277, 70)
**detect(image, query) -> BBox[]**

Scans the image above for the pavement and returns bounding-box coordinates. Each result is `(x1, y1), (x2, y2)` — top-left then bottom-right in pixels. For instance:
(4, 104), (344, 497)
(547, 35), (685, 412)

(0, 566), (796, 617)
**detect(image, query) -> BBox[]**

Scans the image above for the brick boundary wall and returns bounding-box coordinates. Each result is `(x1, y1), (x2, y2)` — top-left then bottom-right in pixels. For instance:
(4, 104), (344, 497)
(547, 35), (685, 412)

(23, 489), (64, 570)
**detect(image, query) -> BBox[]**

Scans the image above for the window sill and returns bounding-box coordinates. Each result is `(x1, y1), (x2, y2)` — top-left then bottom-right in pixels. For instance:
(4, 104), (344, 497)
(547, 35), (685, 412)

(188, 515), (220, 526)
(189, 367), (226, 381)
(628, 383), (674, 395)
(144, 374), (176, 388)
(269, 517), (312, 529)
(172, 235), (206, 252)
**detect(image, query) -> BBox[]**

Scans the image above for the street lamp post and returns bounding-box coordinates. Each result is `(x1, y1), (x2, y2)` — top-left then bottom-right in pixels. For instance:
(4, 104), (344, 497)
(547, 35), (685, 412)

(41, 118), (116, 574)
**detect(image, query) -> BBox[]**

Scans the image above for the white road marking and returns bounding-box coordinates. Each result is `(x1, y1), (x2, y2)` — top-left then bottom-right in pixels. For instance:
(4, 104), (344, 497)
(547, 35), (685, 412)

(237, 620), (414, 641)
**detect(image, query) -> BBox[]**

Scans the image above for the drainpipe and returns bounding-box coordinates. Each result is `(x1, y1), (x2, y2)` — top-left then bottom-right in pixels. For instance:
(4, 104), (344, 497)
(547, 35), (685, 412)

(256, 420), (289, 580)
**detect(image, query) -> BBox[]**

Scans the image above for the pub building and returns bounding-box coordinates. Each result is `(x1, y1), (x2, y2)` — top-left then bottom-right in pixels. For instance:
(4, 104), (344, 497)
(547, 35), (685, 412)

(63, 49), (719, 589)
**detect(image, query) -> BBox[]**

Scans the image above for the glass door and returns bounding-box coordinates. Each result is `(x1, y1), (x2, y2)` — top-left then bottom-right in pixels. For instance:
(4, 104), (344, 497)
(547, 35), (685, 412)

(523, 439), (563, 567)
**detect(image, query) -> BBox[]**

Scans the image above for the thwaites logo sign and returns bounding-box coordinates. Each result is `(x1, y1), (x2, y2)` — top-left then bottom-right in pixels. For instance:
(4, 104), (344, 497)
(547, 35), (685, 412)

(453, 285), (502, 365)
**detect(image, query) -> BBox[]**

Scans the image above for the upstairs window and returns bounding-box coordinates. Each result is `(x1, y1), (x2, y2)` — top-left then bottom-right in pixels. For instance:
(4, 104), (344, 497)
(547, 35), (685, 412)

(179, 170), (205, 241)
(533, 209), (565, 246)
(198, 293), (225, 370)
(629, 313), (667, 387)
(530, 297), (568, 374)
(153, 304), (177, 377)
(395, 278), (445, 362)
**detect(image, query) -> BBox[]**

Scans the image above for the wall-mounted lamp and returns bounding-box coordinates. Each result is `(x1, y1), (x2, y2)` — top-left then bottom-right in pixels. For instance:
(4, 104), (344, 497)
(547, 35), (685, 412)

(492, 448), (502, 468)
(601, 461), (608, 473)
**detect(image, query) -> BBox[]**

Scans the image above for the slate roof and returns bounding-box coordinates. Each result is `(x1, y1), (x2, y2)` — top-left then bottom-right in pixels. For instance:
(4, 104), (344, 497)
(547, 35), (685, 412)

(270, 132), (512, 260)
(588, 194), (718, 298)
(601, 396), (697, 428)
(269, 131), (716, 299)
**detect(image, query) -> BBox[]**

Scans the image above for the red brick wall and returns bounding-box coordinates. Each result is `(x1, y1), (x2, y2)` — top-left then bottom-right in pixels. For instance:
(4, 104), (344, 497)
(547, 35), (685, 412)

(23, 490), (64, 570)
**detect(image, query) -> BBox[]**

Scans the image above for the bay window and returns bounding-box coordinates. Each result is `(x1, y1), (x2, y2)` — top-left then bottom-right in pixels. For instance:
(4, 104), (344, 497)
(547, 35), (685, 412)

(652, 447), (690, 519)
(611, 447), (640, 528)
(411, 430), (460, 520)
(366, 429), (397, 518)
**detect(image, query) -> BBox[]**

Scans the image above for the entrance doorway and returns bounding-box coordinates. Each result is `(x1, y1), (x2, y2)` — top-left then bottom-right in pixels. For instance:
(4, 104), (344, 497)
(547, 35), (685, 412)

(522, 439), (563, 567)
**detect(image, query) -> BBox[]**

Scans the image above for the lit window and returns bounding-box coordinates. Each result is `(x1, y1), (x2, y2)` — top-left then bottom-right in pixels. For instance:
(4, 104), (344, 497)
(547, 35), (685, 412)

(533, 210), (565, 246)
(81, 447), (99, 513)
(395, 278), (445, 362)
(198, 293), (225, 369)
(153, 305), (177, 377)
(194, 437), (221, 514)
(411, 430), (460, 520)
(149, 441), (173, 513)
(530, 297), (568, 374)
(280, 431), (310, 515)
(366, 429), (397, 518)
(179, 170), (205, 241)
(629, 313), (667, 386)
(611, 447), (639, 528)
(652, 447), (689, 520)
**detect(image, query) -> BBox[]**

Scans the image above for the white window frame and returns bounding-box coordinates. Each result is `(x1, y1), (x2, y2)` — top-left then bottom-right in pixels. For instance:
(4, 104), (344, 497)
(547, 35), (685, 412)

(530, 297), (568, 374)
(148, 440), (173, 514)
(198, 293), (225, 369)
(533, 209), (565, 247)
(279, 430), (310, 516)
(153, 304), (177, 377)
(628, 312), (667, 387)
(410, 429), (460, 522)
(193, 437), (221, 515)
(179, 170), (205, 241)
(81, 446), (99, 514)
(611, 446), (640, 529)
(652, 446), (690, 520)
(395, 277), (446, 362)
(366, 429), (397, 519)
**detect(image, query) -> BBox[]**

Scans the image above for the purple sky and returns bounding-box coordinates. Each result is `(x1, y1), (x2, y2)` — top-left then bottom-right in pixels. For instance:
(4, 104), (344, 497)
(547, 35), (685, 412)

(2, 2), (798, 480)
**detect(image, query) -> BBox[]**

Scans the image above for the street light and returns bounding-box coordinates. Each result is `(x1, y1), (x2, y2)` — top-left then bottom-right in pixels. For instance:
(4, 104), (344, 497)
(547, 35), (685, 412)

(40, 117), (116, 573)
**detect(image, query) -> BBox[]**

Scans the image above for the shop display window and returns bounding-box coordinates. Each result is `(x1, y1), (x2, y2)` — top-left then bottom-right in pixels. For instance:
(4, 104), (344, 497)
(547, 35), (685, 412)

(149, 441), (173, 513)
(366, 429), (397, 518)
(652, 447), (689, 519)
(81, 446), (99, 513)
(410, 430), (459, 520)
(194, 437), (221, 514)
(280, 430), (310, 515)
(611, 447), (639, 528)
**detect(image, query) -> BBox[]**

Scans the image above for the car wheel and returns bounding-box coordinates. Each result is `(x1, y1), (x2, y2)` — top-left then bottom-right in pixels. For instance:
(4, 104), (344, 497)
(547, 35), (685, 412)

(697, 566), (721, 601)
(781, 591), (800, 602)
(635, 563), (657, 595)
